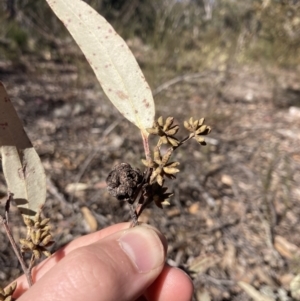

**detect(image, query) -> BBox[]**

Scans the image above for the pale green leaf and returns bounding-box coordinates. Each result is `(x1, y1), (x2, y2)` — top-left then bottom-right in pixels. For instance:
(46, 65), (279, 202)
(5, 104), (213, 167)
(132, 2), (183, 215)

(0, 82), (46, 219)
(46, 0), (155, 132)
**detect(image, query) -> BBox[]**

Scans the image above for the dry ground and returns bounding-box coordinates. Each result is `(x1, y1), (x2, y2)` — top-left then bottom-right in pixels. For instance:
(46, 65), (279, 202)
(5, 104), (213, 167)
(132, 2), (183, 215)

(0, 48), (300, 301)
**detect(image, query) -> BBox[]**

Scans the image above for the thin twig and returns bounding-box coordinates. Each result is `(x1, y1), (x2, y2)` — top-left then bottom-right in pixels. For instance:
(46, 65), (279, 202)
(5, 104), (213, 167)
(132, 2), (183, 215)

(129, 168), (152, 227)
(152, 71), (213, 96)
(18, 10), (66, 47)
(0, 194), (33, 287)
(28, 254), (36, 273)
(198, 274), (235, 287)
(129, 205), (138, 227)
(174, 134), (193, 150)
(70, 121), (119, 204)
(5, 195), (10, 222)
(47, 177), (73, 209)
(130, 133), (195, 227)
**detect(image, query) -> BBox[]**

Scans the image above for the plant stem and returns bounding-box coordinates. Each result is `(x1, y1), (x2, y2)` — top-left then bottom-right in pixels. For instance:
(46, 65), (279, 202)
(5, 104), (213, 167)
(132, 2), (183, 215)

(0, 216), (33, 287)
(175, 134), (193, 149)
(130, 167), (152, 227)
(141, 131), (151, 161)
(129, 205), (138, 228)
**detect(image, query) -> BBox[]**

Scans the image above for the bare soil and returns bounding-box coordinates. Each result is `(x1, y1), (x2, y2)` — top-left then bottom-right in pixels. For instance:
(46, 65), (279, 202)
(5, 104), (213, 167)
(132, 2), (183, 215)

(0, 51), (300, 301)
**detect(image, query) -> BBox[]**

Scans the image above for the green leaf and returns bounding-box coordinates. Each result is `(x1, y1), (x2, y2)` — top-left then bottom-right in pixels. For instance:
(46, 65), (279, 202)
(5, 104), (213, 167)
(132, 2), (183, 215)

(0, 82), (46, 219)
(46, 0), (155, 133)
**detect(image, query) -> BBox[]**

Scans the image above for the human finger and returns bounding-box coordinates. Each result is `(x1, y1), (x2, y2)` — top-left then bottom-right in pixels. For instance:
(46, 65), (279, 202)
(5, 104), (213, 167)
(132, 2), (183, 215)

(144, 264), (193, 301)
(17, 226), (167, 301)
(14, 222), (131, 295)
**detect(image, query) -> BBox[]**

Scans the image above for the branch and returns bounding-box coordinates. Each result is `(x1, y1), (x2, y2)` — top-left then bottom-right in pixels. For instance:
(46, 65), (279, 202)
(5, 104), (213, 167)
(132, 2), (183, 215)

(0, 193), (33, 287)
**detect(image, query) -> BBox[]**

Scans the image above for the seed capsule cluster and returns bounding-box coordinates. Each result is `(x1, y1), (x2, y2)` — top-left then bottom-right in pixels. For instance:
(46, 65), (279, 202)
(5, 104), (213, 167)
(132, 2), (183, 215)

(184, 117), (211, 145)
(0, 282), (16, 301)
(106, 116), (211, 225)
(147, 116), (180, 147)
(20, 214), (54, 259)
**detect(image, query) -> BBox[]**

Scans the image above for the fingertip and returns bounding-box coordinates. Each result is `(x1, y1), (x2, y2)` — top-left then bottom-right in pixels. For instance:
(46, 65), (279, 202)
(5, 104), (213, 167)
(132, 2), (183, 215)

(118, 226), (166, 273)
(145, 265), (194, 301)
(138, 223), (168, 255)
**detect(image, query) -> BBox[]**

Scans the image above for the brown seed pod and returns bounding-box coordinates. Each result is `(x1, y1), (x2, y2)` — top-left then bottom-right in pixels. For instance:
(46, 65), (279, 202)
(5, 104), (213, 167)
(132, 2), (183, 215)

(32, 229), (42, 245)
(4, 283), (16, 296)
(33, 249), (41, 259)
(40, 218), (50, 227)
(23, 217), (34, 227)
(20, 239), (35, 250)
(42, 250), (51, 257)
(42, 235), (53, 246)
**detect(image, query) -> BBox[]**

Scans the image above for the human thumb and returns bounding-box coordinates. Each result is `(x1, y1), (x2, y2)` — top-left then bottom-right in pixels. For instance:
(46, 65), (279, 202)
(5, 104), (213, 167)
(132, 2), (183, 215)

(18, 225), (167, 301)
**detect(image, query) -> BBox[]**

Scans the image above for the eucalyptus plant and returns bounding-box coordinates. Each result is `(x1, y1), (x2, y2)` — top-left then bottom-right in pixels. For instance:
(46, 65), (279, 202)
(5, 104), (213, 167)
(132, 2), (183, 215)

(45, 0), (211, 226)
(0, 0), (210, 296)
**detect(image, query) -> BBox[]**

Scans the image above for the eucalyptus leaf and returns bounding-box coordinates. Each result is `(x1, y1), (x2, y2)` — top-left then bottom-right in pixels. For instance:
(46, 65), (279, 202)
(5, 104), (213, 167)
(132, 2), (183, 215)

(46, 0), (155, 133)
(0, 82), (31, 149)
(0, 82), (46, 219)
